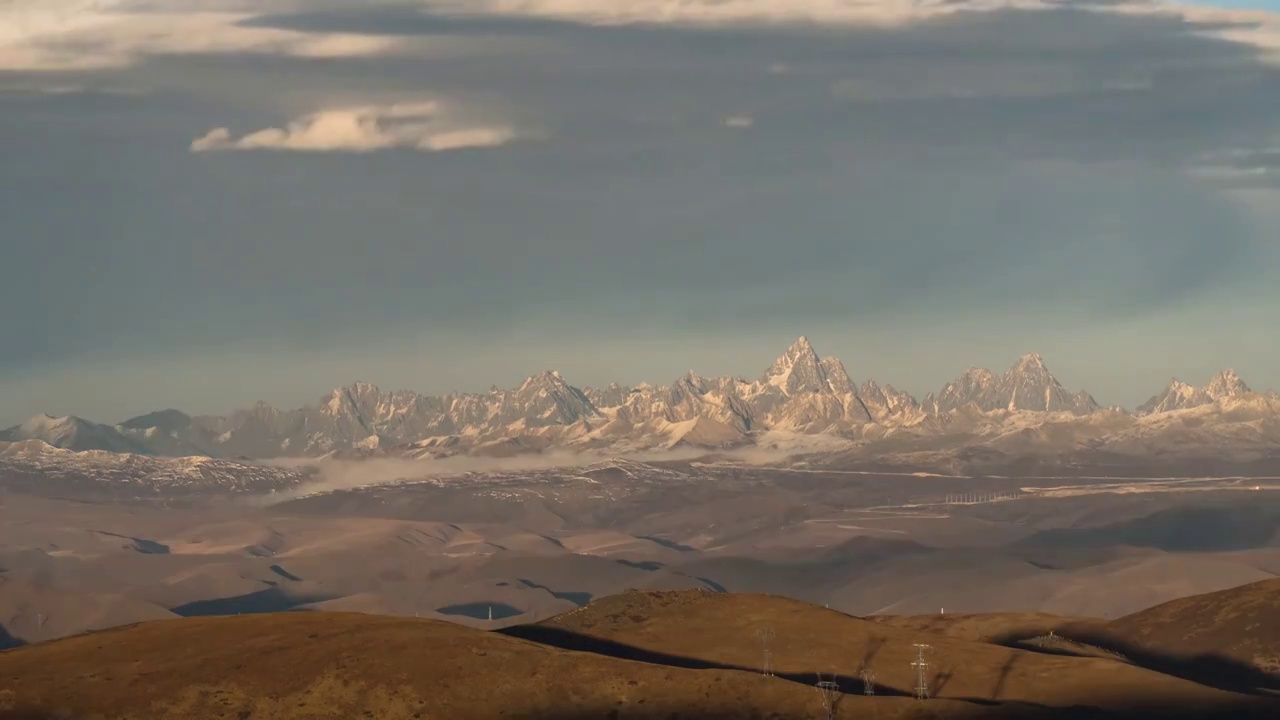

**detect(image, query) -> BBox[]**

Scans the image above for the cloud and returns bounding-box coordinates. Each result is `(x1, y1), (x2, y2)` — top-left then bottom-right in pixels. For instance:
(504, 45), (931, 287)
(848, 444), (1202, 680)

(1150, 4), (1280, 62)
(255, 444), (814, 502)
(0, 2), (400, 71)
(428, 0), (1058, 27)
(722, 114), (754, 128)
(1189, 142), (1280, 187)
(6, 0), (1280, 421)
(190, 101), (519, 153)
(422, 0), (1280, 62)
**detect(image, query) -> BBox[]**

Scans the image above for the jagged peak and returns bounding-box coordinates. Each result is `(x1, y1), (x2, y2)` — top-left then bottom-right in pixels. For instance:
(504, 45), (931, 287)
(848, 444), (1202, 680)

(761, 335), (825, 393)
(1009, 352), (1050, 374)
(322, 381), (380, 402)
(518, 370), (569, 392)
(775, 335), (818, 361)
(820, 356), (851, 376)
(1206, 368), (1250, 398)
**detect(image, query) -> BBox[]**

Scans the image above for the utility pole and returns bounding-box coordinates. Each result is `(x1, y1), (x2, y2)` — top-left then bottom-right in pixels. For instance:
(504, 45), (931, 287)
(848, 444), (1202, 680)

(758, 627), (775, 677)
(815, 673), (841, 720)
(912, 644), (932, 701)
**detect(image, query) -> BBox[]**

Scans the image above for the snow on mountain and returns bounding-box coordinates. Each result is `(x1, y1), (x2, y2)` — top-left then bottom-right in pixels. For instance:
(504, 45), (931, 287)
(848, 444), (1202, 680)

(925, 354), (1098, 415)
(0, 439), (314, 496)
(20, 336), (1280, 462)
(1138, 370), (1255, 415)
(820, 356), (855, 396)
(583, 382), (628, 410)
(0, 414), (151, 454)
(1206, 369), (1252, 401)
(760, 335), (827, 397)
(738, 338), (873, 430)
(1137, 379), (1211, 414)
(859, 381), (924, 424)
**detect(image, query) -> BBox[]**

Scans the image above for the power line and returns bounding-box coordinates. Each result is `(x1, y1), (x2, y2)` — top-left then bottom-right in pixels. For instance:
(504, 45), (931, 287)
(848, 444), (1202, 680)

(758, 627), (775, 677)
(860, 668), (877, 696)
(911, 644), (933, 701)
(815, 673), (841, 720)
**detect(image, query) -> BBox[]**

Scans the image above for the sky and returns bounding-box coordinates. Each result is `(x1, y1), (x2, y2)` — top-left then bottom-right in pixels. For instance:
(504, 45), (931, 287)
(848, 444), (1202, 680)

(3, 0), (1280, 425)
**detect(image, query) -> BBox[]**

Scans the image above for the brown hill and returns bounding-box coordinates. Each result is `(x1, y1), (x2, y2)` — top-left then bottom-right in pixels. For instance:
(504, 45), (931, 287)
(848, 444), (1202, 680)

(0, 610), (1030, 720)
(867, 613), (1102, 644)
(1100, 577), (1280, 678)
(509, 589), (1278, 718)
(0, 576), (176, 648)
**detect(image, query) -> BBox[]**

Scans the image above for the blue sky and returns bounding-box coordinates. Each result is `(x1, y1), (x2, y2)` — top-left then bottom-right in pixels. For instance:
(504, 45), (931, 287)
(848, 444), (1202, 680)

(2, 0), (1280, 424)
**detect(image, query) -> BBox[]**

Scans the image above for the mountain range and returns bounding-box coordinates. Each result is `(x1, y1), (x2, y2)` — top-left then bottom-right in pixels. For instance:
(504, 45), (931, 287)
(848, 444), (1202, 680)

(4, 336), (1279, 462)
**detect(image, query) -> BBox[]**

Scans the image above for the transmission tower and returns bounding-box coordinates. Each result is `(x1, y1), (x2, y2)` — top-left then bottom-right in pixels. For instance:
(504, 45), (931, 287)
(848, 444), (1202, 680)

(758, 627), (775, 677)
(911, 644), (932, 700)
(860, 668), (877, 696)
(815, 673), (841, 720)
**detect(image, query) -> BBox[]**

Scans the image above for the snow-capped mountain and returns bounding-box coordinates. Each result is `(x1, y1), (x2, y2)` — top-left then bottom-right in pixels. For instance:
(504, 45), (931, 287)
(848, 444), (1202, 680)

(0, 414), (151, 454)
(0, 439), (314, 496)
(921, 354), (1098, 415)
(12, 336), (1280, 462)
(1137, 370), (1254, 414)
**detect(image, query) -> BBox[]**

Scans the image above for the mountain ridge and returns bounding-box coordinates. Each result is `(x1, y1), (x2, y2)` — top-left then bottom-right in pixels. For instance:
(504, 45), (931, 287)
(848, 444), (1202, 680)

(6, 337), (1279, 460)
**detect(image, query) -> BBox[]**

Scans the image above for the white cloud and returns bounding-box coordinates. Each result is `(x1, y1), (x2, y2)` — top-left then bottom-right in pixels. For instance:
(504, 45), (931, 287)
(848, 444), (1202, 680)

(722, 114), (755, 129)
(0, 2), (400, 71)
(5, 0), (1280, 73)
(190, 101), (520, 153)
(1187, 142), (1280, 186)
(427, 0), (1042, 26)
(1166, 4), (1280, 62)
(427, 0), (1280, 59)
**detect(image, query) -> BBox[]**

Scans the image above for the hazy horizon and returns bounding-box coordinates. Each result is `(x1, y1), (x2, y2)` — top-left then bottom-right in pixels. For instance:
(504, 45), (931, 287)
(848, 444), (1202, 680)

(4, 0), (1280, 425)
(3, 328), (1275, 426)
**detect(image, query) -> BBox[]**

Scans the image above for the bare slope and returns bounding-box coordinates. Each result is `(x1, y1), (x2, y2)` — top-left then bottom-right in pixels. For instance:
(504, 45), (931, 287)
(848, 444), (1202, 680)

(866, 613), (1100, 643)
(1102, 577), (1280, 675)
(513, 590), (1276, 717)
(2, 611), (1026, 720)
(0, 576), (176, 648)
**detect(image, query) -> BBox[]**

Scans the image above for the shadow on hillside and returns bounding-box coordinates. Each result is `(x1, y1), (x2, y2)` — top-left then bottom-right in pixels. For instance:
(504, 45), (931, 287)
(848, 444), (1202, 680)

(170, 587), (335, 617)
(437, 602), (525, 620)
(518, 578), (593, 606)
(502, 623), (915, 700)
(2, 680), (1278, 720)
(0, 624), (24, 651)
(990, 628), (1280, 696)
(7, 692), (1273, 719)
(499, 626), (1280, 719)
(1018, 504), (1280, 554)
